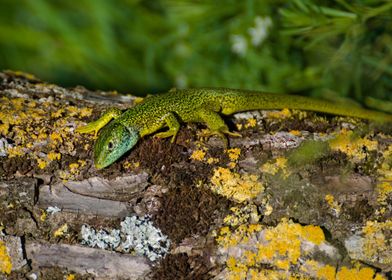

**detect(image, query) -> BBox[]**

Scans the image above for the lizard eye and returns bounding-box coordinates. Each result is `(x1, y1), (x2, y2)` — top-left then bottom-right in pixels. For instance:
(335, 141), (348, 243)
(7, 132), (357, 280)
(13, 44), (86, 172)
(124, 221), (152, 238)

(108, 141), (114, 150)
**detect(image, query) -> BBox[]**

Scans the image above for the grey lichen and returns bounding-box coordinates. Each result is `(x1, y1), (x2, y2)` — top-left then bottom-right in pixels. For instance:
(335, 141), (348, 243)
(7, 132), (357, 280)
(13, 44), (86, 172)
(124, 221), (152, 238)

(80, 215), (171, 261)
(0, 138), (10, 157)
(81, 225), (121, 250)
(120, 216), (171, 261)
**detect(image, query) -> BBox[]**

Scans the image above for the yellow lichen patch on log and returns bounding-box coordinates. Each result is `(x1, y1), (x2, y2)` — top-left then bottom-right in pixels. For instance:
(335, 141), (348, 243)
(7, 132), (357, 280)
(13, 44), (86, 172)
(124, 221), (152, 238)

(0, 240), (12, 275)
(226, 148), (241, 161)
(267, 108), (292, 119)
(217, 217), (386, 279)
(361, 220), (392, 265)
(260, 157), (290, 178)
(336, 266), (380, 280)
(216, 219), (328, 279)
(329, 129), (377, 162)
(223, 205), (260, 228)
(376, 145), (392, 206)
(324, 194), (341, 216)
(54, 224), (69, 238)
(244, 118), (257, 128)
(210, 167), (263, 203)
(190, 149), (206, 161)
(0, 94), (93, 172)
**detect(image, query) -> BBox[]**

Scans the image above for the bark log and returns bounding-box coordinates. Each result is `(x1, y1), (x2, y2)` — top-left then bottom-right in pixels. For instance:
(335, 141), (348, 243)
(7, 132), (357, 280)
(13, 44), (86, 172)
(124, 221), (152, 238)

(1, 71), (392, 279)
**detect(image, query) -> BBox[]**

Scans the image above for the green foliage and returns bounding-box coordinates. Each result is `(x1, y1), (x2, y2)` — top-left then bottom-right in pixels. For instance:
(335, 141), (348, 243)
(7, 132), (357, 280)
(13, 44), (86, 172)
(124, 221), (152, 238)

(0, 0), (391, 102)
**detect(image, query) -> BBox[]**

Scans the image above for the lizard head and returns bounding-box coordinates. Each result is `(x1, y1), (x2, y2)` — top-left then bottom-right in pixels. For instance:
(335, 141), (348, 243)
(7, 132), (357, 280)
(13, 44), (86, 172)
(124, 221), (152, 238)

(93, 121), (139, 169)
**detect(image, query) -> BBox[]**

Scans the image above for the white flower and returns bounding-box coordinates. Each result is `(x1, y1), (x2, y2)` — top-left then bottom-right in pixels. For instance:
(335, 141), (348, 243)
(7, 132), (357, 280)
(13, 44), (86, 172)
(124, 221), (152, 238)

(230, 34), (248, 56)
(248, 16), (272, 47)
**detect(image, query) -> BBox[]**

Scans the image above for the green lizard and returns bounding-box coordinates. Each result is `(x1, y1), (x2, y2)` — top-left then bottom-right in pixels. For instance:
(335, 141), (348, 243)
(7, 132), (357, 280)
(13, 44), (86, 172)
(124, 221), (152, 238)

(76, 88), (392, 169)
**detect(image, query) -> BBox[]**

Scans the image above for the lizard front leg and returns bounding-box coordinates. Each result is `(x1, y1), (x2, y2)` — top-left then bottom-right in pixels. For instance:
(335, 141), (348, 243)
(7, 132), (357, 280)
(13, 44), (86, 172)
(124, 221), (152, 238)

(76, 107), (122, 136)
(153, 112), (181, 143)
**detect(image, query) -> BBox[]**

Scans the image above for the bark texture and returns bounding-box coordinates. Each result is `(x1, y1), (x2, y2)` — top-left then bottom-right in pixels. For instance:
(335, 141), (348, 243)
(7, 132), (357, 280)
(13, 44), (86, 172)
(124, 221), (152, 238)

(0, 71), (392, 279)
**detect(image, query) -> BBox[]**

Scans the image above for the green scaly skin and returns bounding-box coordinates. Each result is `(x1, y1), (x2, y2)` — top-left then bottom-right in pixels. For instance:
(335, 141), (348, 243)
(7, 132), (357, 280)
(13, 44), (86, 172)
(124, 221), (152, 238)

(77, 88), (392, 169)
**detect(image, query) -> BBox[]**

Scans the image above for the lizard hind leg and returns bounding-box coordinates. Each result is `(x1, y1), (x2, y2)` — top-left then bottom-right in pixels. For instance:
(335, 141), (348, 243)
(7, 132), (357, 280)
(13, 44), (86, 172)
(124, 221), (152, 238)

(76, 107), (122, 137)
(196, 108), (241, 146)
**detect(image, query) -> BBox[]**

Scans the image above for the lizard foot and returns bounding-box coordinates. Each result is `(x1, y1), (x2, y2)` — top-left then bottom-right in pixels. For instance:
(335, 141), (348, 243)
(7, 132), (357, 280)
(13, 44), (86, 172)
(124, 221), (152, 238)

(198, 129), (241, 147)
(154, 130), (178, 143)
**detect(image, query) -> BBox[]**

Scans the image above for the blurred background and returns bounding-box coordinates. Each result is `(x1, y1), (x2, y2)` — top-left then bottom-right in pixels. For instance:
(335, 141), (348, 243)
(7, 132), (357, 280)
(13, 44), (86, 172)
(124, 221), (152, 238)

(0, 0), (391, 105)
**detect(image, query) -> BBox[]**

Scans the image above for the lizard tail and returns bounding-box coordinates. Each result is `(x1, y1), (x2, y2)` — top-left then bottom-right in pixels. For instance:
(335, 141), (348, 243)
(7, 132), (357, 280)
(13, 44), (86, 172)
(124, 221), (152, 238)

(219, 90), (392, 123)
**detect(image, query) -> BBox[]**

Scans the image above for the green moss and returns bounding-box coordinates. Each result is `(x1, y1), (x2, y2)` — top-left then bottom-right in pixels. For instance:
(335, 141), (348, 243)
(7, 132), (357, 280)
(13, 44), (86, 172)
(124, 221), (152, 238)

(288, 140), (330, 167)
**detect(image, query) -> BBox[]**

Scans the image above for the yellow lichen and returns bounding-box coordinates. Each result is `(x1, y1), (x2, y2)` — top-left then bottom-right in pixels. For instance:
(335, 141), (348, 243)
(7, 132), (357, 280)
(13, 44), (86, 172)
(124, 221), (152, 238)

(123, 160), (141, 170)
(123, 161), (132, 169)
(301, 260), (336, 280)
(217, 219), (331, 279)
(67, 106), (82, 117)
(40, 210), (47, 222)
(223, 205), (260, 227)
(376, 182), (392, 205)
(289, 130), (302, 136)
(226, 148), (241, 161)
(207, 157), (219, 164)
(51, 109), (64, 118)
(36, 158), (47, 169)
(6, 70), (38, 80)
(361, 219), (392, 265)
(260, 157), (290, 178)
(66, 274), (76, 280)
(376, 145), (392, 205)
(0, 92), (96, 176)
(69, 160), (87, 176)
(324, 194), (341, 216)
(190, 149), (206, 161)
(54, 224), (68, 237)
(50, 132), (63, 144)
(302, 225), (325, 245)
(329, 129), (377, 162)
(0, 123), (9, 135)
(210, 167), (264, 203)
(47, 152), (61, 161)
(216, 223), (262, 248)
(69, 163), (80, 174)
(0, 240), (12, 275)
(301, 260), (384, 280)
(336, 266), (377, 280)
(79, 107), (93, 118)
(317, 265), (336, 280)
(255, 269), (300, 280)
(267, 108), (292, 119)
(7, 146), (24, 157)
(264, 203), (273, 216)
(244, 118), (257, 128)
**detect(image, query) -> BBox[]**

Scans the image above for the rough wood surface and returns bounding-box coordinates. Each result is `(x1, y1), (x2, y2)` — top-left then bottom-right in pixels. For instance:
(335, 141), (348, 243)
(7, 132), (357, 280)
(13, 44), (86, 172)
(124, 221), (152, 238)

(38, 174), (150, 217)
(25, 241), (151, 279)
(1, 71), (392, 279)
